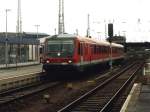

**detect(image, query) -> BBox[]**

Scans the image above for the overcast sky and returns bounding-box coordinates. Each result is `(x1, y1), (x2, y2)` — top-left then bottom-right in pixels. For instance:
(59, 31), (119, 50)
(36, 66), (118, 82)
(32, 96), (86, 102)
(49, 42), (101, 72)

(0, 0), (150, 42)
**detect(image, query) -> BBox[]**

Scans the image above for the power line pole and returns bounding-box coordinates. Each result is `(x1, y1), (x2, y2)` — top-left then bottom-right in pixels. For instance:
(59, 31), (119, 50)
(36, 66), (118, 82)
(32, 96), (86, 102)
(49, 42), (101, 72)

(34, 25), (40, 39)
(34, 25), (40, 62)
(87, 14), (90, 37)
(5, 9), (11, 68)
(16, 0), (22, 66)
(108, 23), (113, 70)
(58, 0), (65, 34)
(17, 0), (22, 34)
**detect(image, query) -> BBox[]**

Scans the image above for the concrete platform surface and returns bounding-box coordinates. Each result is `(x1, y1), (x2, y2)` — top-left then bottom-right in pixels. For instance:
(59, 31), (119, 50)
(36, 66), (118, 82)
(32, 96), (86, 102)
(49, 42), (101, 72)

(121, 84), (150, 112)
(135, 85), (150, 112)
(0, 64), (42, 79)
(0, 62), (39, 69)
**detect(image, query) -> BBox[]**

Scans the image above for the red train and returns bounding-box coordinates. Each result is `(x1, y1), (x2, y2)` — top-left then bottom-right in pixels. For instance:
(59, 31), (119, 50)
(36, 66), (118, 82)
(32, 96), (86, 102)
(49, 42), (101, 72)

(42, 34), (124, 72)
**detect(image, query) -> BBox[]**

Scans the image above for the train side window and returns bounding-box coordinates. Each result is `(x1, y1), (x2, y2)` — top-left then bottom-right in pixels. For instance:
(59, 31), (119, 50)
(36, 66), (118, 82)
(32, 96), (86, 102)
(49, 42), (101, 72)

(80, 43), (83, 55)
(96, 46), (98, 54)
(2, 84), (7, 90)
(104, 47), (106, 53)
(94, 45), (96, 54)
(103, 46), (105, 53)
(90, 45), (92, 54)
(99, 46), (102, 53)
(40, 47), (43, 54)
(78, 43), (80, 55)
(99, 46), (101, 54)
(78, 43), (83, 55)
(86, 44), (88, 54)
(106, 47), (108, 53)
(101, 46), (103, 53)
(84, 44), (88, 55)
(105, 46), (107, 53)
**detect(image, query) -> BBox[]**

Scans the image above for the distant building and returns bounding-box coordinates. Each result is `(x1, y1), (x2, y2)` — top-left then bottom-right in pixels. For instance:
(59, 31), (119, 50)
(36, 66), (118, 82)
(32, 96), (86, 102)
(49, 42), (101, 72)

(0, 32), (49, 68)
(125, 42), (150, 52)
(0, 32), (49, 38)
(106, 35), (126, 45)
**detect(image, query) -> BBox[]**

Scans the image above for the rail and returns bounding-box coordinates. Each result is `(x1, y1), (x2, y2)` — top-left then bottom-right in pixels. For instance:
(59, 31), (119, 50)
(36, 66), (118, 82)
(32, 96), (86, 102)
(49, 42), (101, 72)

(0, 76), (60, 106)
(57, 61), (144, 112)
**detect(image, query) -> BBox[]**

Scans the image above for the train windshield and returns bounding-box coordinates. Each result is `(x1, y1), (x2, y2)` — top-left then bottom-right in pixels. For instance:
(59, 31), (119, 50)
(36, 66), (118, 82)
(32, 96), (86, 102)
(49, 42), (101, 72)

(47, 40), (74, 57)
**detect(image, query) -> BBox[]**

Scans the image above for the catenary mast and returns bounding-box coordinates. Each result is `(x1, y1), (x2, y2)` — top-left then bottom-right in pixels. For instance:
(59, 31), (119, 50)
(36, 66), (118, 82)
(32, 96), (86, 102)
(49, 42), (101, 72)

(58, 0), (65, 34)
(17, 0), (22, 34)
(87, 14), (90, 37)
(16, 0), (22, 63)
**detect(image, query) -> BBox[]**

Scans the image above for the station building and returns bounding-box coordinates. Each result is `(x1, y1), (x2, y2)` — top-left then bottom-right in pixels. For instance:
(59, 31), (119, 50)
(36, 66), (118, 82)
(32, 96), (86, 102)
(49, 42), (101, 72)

(0, 32), (49, 68)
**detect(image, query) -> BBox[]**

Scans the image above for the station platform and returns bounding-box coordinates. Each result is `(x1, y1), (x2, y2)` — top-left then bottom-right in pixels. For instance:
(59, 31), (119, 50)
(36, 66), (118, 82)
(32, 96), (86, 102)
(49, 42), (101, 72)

(135, 85), (150, 112)
(0, 64), (43, 79)
(0, 61), (40, 69)
(121, 83), (150, 112)
(0, 64), (43, 91)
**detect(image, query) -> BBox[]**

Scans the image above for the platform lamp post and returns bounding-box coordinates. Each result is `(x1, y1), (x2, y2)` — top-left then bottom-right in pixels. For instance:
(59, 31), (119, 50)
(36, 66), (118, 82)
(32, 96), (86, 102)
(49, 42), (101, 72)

(34, 25), (40, 39)
(34, 24), (40, 63)
(5, 9), (11, 68)
(108, 23), (113, 70)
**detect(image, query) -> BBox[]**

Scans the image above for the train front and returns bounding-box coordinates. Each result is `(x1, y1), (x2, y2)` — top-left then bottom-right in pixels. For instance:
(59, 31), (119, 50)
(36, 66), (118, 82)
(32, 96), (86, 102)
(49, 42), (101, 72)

(42, 35), (77, 72)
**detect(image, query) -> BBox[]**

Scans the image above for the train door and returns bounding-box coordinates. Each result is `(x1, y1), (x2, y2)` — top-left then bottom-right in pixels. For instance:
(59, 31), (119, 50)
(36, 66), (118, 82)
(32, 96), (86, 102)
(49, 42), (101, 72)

(80, 43), (83, 65)
(77, 42), (84, 71)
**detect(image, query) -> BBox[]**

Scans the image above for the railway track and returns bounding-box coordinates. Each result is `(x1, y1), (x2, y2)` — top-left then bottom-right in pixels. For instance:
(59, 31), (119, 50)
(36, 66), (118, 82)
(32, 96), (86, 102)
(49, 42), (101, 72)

(0, 76), (61, 108)
(0, 71), (48, 97)
(57, 61), (144, 112)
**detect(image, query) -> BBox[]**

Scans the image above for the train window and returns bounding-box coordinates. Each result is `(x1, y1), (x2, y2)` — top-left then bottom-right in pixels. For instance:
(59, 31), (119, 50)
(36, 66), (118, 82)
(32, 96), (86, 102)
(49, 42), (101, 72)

(40, 47), (43, 54)
(2, 84), (7, 87)
(112, 48), (114, 53)
(103, 47), (105, 53)
(96, 46), (98, 54)
(78, 43), (83, 55)
(115, 48), (117, 53)
(106, 47), (109, 53)
(46, 40), (74, 57)
(97, 46), (99, 54)
(78, 43), (80, 55)
(101, 46), (104, 53)
(105, 47), (107, 53)
(2, 84), (7, 90)
(90, 45), (93, 54)
(84, 44), (88, 55)
(106, 47), (108, 53)
(99, 46), (101, 54)
(86, 44), (88, 54)
(100, 46), (102, 53)
(8, 82), (13, 88)
(113, 48), (115, 53)
(99, 46), (102, 53)
(1, 84), (6, 90)
(80, 44), (83, 55)
(94, 45), (96, 54)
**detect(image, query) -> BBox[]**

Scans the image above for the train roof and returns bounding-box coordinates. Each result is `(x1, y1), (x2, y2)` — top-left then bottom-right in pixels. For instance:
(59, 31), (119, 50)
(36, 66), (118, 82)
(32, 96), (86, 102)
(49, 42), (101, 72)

(48, 34), (77, 38)
(76, 36), (124, 48)
(111, 43), (124, 48)
(47, 34), (124, 48)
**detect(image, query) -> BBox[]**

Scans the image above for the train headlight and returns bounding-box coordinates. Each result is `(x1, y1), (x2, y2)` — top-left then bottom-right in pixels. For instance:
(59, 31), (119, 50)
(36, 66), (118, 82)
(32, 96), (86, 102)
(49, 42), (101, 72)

(68, 60), (72, 63)
(57, 52), (61, 56)
(46, 60), (50, 63)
